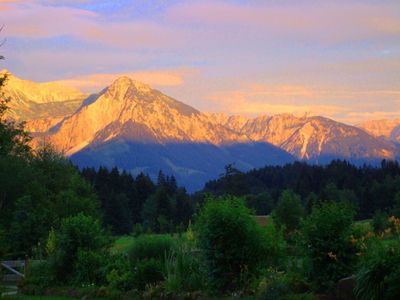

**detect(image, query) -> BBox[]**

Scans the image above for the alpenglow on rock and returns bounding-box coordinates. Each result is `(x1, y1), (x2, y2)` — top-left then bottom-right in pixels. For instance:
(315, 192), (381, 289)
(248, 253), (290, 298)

(5, 72), (399, 190)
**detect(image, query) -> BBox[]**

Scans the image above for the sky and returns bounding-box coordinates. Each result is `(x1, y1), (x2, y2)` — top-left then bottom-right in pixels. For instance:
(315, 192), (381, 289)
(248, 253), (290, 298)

(0, 0), (399, 124)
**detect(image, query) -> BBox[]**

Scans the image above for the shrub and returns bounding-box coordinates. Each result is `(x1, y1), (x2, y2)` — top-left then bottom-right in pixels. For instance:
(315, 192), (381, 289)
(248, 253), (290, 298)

(73, 250), (107, 286)
(49, 213), (110, 284)
(133, 259), (164, 290)
(257, 269), (290, 300)
(23, 261), (54, 289)
(128, 234), (175, 290)
(257, 268), (313, 300)
(128, 234), (175, 262)
(354, 238), (400, 300)
(371, 211), (390, 233)
(164, 239), (207, 293)
(194, 196), (271, 292)
(273, 190), (305, 232)
(301, 202), (356, 291)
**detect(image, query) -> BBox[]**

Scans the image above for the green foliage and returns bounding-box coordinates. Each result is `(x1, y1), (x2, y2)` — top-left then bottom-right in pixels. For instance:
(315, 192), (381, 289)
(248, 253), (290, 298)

(163, 239), (207, 293)
(194, 196), (275, 292)
(372, 210), (390, 233)
(132, 259), (164, 290)
(127, 234), (175, 290)
(301, 201), (356, 291)
(46, 228), (56, 256)
(141, 187), (174, 233)
(205, 160), (400, 219)
(49, 213), (110, 284)
(0, 145), (100, 258)
(104, 253), (131, 291)
(273, 190), (305, 232)
(257, 268), (315, 300)
(354, 238), (400, 300)
(128, 234), (175, 262)
(246, 192), (274, 215)
(73, 250), (107, 286)
(392, 192), (400, 218)
(262, 220), (287, 267)
(0, 73), (31, 158)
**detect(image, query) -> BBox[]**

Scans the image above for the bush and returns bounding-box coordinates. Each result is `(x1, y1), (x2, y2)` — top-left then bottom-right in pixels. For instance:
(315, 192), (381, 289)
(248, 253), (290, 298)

(354, 238), (400, 300)
(194, 196), (272, 292)
(133, 259), (164, 290)
(257, 268), (313, 300)
(49, 213), (110, 284)
(128, 234), (175, 290)
(128, 234), (175, 262)
(273, 190), (305, 232)
(164, 239), (207, 293)
(301, 202), (356, 291)
(73, 250), (107, 286)
(23, 261), (54, 289)
(372, 211), (390, 233)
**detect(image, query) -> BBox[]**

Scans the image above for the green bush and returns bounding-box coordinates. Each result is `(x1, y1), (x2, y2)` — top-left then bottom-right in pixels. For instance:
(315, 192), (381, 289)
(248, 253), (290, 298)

(127, 234), (175, 290)
(257, 268), (313, 300)
(262, 220), (287, 267)
(354, 238), (400, 300)
(133, 258), (164, 290)
(23, 260), (54, 289)
(257, 269), (290, 300)
(128, 234), (175, 262)
(371, 211), (390, 233)
(164, 240), (207, 293)
(73, 250), (107, 286)
(49, 213), (110, 284)
(301, 201), (356, 291)
(273, 190), (305, 232)
(105, 254), (131, 291)
(194, 196), (272, 292)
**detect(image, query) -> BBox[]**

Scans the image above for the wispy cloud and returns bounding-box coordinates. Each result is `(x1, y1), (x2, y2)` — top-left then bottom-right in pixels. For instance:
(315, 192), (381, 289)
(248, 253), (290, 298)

(0, 0), (399, 124)
(52, 68), (196, 92)
(206, 83), (400, 124)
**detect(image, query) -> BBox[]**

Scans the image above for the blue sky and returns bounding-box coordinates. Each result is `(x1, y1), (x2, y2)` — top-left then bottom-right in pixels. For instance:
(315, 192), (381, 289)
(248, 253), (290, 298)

(0, 0), (399, 123)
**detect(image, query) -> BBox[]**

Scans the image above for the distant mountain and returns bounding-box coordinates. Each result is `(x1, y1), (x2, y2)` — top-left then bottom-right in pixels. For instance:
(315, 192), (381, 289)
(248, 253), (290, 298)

(358, 119), (400, 144)
(1, 70), (87, 132)
(3, 72), (398, 190)
(217, 113), (396, 162)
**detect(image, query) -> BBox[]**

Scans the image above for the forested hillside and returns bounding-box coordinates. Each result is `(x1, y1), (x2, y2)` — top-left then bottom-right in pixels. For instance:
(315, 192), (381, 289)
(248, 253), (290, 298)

(203, 160), (400, 219)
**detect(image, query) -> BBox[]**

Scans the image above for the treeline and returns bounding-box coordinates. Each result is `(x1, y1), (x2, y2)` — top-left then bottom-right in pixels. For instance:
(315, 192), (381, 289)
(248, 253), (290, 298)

(202, 160), (400, 219)
(80, 168), (193, 235)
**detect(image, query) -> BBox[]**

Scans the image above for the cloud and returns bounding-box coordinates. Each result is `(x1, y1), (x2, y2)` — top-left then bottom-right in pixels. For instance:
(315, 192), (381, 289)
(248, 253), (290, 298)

(1, 0), (399, 126)
(206, 83), (400, 124)
(51, 68), (197, 92)
(166, 1), (400, 44)
(2, 0), (400, 49)
(0, 2), (183, 49)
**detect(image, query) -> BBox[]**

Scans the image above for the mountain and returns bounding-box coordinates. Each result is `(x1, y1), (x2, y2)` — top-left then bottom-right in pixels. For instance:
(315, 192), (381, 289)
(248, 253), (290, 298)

(1, 70), (87, 132)
(219, 114), (396, 161)
(358, 119), (400, 144)
(3, 72), (398, 190)
(33, 76), (292, 190)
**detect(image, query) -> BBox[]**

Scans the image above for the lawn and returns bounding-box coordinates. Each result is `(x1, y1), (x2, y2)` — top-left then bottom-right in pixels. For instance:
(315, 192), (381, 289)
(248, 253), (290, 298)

(110, 235), (135, 254)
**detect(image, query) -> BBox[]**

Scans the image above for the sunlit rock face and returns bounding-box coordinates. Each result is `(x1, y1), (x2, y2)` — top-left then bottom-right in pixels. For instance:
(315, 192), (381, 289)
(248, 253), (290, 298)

(43, 76), (250, 155)
(3, 73), (399, 190)
(1, 70), (86, 132)
(358, 119), (400, 144)
(219, 114), (397, 160)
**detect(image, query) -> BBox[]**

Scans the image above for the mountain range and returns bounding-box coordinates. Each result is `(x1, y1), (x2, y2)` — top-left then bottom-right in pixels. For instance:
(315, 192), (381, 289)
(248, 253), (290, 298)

(3, 71), (399, 191)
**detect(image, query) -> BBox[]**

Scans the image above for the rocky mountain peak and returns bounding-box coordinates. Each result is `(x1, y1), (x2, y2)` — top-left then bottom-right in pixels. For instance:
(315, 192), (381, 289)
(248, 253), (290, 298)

(105, 76), (152, 99)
